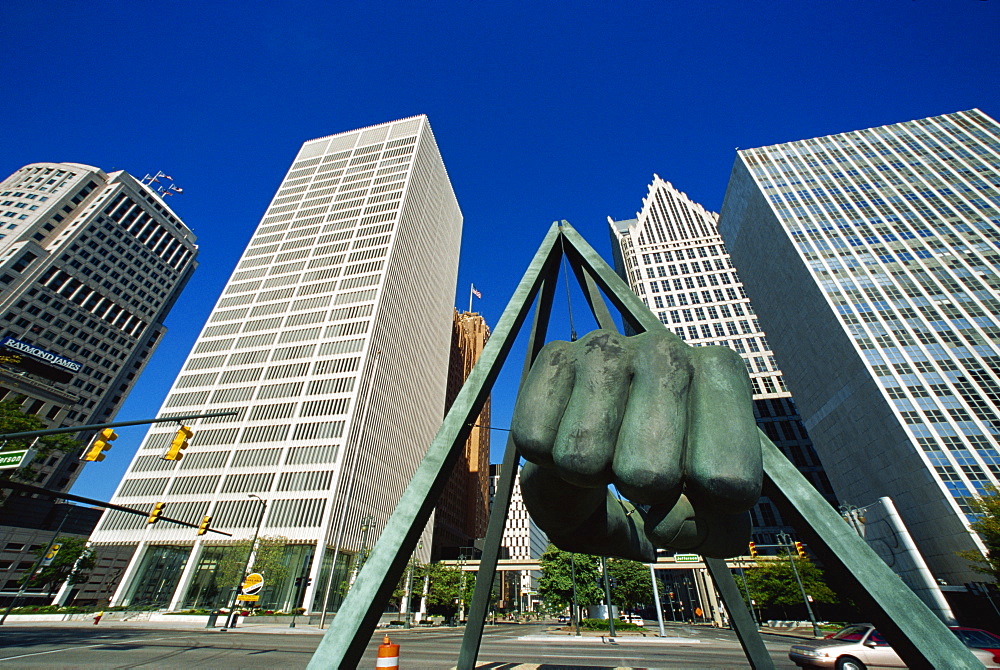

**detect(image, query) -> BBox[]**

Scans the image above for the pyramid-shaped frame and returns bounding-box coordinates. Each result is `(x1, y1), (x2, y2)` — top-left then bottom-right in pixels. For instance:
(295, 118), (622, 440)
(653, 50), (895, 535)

(308, 222), (978, 670)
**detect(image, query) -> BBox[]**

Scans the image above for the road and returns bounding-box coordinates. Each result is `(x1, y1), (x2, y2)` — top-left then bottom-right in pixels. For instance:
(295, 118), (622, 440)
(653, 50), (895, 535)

(0, 620), (801, 668)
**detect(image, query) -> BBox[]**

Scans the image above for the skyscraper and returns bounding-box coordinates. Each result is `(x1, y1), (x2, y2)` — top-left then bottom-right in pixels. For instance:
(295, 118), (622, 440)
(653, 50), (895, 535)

(489, 464), (548, 612)
(718, 108), (1000, 584)
(433, 309), (490, 561)
(609, 176), (836, 547)
(0, 162), (197, 604)
(86, 116), (463, 612)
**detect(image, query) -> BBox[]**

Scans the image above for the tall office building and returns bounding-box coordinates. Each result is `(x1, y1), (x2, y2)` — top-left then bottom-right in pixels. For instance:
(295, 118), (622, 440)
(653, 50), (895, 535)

(433, 309), (490, 561)
(609, 176), (836, 545)
(0, 162), (197, 605)
(86, 116), (462, 612)
(718, 109), (1000, 584)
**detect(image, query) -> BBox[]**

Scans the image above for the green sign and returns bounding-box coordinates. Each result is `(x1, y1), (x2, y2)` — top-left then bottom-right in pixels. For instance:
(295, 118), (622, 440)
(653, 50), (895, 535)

(0, 449), (31, 470)
(674, 554), (700, 563)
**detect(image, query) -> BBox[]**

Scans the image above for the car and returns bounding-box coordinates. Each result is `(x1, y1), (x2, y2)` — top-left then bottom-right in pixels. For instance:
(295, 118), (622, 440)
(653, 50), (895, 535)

(788, 623), (1000, 669)
(556, 614), (570, 624)
(619, 613), (645, 626)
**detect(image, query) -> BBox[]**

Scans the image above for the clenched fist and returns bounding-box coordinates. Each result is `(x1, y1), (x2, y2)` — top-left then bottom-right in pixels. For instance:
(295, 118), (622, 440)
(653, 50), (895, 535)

(512, 329), (761, 560)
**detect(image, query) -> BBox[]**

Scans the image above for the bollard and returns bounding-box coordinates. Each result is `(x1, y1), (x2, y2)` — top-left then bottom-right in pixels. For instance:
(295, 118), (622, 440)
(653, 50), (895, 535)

(376, 635), (399, 669)
(93, 611), (104, 625)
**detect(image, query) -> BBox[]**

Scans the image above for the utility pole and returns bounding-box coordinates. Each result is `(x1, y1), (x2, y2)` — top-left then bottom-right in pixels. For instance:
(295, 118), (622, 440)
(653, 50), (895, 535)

(778, 533), (819, 637)
(221, 495), (266, 630)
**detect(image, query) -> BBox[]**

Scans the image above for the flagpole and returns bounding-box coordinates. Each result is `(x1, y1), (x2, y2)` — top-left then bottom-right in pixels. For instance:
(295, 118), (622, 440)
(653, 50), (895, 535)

(468, 284), (473, 313)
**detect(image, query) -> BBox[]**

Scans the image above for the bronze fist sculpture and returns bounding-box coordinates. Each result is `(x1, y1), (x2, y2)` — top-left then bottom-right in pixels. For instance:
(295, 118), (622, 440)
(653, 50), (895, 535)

(512, 329), (761, 560)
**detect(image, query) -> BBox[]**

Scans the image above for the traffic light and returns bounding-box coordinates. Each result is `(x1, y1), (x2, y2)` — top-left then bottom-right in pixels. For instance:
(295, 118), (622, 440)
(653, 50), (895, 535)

(163, 425), (193, 461)
(82, 428), (118, 461)
(748, 542), (758, 558)
(794, 541), (807, 559)
(294, 576), (312, 588)
(197, 515), (211, 535)
(148, 501), (165, 524)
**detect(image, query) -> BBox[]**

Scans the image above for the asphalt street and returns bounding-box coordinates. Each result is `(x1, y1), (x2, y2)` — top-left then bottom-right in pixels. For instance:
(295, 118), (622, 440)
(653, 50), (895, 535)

(0, 620), (802, 669)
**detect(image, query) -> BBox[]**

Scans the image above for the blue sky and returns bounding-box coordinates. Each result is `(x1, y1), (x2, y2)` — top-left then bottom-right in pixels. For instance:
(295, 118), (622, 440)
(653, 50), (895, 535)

(2, 1), (997, 501)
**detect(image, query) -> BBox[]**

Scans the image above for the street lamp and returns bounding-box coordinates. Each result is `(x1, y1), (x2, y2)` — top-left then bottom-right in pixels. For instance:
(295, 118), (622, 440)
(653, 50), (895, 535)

(221, 494), (267, 630)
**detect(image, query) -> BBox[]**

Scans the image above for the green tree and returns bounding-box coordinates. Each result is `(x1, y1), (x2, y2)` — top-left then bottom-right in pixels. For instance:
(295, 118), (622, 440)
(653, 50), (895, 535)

(0, 400), (81, 486)
(22, 537), (95, 596)
(607, 558), (654, 612)
(214, 535), (290, 603)
(743, 555), (837, 617)
(537, 544), (602, 611)
(958, 485), (1000, 582)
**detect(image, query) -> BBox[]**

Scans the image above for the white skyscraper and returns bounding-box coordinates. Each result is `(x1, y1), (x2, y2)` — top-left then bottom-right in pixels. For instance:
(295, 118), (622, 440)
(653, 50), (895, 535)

(718, 108), (1000, 585)
(87, 116), (462, 612)
(609, 177), (836, 547)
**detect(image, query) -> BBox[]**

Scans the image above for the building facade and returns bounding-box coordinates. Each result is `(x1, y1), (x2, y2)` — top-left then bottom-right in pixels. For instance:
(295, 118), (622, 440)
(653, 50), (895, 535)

(489, 464), (548, 612)
(609, 176), (836, 547)
(0, 162), (198, 605)
(718, 108), (1000, 584)
(86, 116), (463, 613)
(433, 309), (491, 561)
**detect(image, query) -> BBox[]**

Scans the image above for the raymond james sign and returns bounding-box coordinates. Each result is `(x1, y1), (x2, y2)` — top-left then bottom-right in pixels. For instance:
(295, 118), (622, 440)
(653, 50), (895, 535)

(0, 337), (82, 373)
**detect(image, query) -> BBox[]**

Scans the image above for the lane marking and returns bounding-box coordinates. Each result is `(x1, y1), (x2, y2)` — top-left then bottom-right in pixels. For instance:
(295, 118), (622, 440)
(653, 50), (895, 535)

(0, 633), (203, 663)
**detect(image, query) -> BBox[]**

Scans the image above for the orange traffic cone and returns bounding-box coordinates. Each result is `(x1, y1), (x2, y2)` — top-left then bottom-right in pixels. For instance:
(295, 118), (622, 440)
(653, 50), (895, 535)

(376, 634), (399, 669)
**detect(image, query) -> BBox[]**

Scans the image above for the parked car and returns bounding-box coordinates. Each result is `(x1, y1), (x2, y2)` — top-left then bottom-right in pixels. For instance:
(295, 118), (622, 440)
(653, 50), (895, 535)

(789, 623), (1000, 669)
(556, 615), (570, 624)
(619, 613), (645, 626)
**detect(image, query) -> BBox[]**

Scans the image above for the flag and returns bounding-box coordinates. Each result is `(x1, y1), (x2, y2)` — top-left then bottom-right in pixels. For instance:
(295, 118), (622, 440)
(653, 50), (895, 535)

(163, 174), (174, 181)
(471, 285), (482, 299)
(169, 185), (184, 193)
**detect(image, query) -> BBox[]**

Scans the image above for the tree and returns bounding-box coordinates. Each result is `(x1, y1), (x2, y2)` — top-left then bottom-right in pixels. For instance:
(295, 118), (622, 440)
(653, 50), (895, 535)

(22, 537), (95, 596)
(957, 485), (1000, 583)
(607, 558), (654, 612)
(0, 400), (81, 486)
(743, 555), (837, 618)
(537, 544), (602, 611)
(214, 535), (290, 605)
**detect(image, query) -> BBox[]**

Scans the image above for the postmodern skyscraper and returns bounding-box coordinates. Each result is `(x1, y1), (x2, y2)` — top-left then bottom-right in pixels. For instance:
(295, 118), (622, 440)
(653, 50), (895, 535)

(489, 464), (548, 612)
(86, 116), (462, 612)
(609, 176), (836, 546)
(0, 163), (197, 605)
(718, 109), (1000, 584)
(433, 309), (490, 561)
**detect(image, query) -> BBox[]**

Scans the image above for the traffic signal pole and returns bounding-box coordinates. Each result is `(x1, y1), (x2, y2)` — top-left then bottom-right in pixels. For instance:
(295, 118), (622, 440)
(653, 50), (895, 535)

(776, 533), (819, 637)
(0, 410), (237, 442)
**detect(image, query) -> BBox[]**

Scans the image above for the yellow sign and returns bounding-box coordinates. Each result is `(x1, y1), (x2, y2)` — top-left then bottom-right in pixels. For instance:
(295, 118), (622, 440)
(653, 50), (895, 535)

(241, 572), (264, 594)
(236, 594), (260, 602)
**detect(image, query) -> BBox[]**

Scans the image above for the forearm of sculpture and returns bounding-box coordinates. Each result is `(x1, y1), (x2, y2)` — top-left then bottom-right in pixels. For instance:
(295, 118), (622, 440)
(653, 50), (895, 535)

(520, 462), (658, 562)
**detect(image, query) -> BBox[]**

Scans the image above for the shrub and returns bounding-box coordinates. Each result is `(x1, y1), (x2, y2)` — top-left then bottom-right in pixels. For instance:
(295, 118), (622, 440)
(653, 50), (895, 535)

(580, 618), (644, 631)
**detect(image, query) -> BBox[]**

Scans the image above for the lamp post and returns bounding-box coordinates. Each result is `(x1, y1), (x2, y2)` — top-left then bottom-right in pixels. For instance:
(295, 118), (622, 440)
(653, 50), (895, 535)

(221, 494), (267, 631)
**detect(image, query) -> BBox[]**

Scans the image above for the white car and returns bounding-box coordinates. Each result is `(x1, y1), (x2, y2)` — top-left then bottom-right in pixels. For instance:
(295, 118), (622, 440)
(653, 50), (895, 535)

(620, 614), (645, 626)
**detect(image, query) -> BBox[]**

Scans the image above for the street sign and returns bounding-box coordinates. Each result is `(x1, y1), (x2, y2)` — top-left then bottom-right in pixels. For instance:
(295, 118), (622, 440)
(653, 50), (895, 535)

(0, 449), (33, 470)
(236, 594), (260, 602)
(242, 572), (264, 595)
(674, 554), (699, 563)
(41, 544), (62, 567)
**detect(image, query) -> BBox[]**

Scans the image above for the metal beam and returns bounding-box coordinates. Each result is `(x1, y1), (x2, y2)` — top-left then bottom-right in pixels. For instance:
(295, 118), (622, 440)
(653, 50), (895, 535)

(761, 436), (981, 669)
(458, 269), (558, 669)
(307, 222), (564, 669)
(0, 479), (231, 536)
(0, 410), (237, 442)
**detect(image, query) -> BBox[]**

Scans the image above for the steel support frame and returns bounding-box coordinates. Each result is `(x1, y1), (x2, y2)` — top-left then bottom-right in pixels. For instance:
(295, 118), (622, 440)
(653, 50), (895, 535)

(308, 221), (980, 669)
